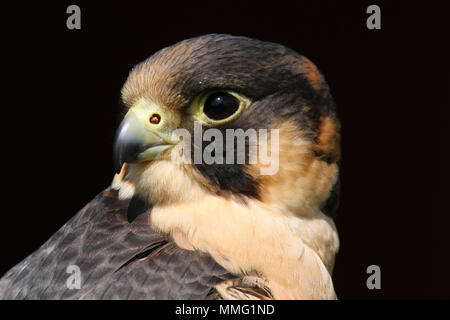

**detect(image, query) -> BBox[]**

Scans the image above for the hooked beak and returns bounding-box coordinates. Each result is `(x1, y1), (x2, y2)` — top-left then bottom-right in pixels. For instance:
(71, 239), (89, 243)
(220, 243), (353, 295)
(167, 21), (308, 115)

(113, 101), (177, 173)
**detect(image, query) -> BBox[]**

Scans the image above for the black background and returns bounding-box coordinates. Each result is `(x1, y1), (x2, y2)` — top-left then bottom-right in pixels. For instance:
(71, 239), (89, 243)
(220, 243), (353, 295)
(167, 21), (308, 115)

(0, 1), (447, 299)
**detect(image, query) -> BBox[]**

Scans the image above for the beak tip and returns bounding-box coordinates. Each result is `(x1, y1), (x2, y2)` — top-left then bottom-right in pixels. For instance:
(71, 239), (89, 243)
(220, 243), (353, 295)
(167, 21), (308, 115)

(113, 142), (126, 174)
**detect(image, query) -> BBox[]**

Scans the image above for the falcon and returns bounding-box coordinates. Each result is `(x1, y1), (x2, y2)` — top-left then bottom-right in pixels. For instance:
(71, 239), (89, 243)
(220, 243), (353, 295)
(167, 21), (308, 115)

(0, 34), (341, 300)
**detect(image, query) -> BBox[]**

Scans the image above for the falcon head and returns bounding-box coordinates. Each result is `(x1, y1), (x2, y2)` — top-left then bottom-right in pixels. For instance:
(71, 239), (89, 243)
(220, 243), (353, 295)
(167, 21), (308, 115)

(113, 34), (340, 218)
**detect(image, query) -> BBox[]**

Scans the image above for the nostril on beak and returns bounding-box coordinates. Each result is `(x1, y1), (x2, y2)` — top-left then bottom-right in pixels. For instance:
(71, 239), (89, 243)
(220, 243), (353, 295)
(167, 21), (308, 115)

(149, 113), (161, 124)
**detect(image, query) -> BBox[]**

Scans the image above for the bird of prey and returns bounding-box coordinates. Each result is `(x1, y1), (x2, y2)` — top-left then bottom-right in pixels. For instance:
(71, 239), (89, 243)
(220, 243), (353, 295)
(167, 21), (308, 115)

(0, 34), (341, 300)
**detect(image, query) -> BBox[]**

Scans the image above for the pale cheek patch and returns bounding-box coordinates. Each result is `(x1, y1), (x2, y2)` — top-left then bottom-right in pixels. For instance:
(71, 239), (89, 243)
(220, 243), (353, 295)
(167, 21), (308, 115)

(127, 160), (211, 206)
(247, 119), (339, 218)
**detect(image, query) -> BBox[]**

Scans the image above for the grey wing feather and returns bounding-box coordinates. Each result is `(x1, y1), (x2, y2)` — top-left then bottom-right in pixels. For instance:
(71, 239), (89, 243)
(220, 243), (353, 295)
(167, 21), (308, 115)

(0, 188), (235, 299)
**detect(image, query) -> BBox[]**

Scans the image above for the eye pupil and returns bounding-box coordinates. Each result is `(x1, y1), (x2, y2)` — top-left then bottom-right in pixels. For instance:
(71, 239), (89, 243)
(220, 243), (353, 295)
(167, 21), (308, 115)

(203, 92), (240, 120)
(149, 113), (161, 124)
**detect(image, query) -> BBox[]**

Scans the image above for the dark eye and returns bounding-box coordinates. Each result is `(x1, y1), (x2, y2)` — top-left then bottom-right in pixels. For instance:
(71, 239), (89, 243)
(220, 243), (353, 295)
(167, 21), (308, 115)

(203, 92), (241, 120)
